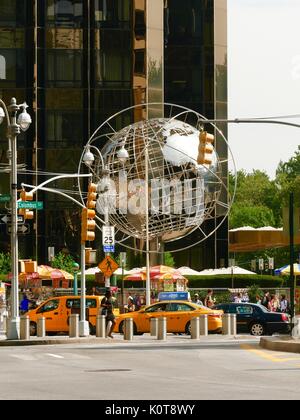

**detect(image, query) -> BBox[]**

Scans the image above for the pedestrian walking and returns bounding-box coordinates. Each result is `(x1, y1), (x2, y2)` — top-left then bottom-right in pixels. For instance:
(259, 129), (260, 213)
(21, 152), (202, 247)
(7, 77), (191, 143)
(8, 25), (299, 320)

(204, 290), (215, 308)
(125, 296), (136, 313)
(193, 293), (203, 306)
(280, 295), (289, 313)
(261, 292), (270, 309)
(268, 294), (280, 312)
(20, 294), (30, 315)
(101, 290), (116, 339)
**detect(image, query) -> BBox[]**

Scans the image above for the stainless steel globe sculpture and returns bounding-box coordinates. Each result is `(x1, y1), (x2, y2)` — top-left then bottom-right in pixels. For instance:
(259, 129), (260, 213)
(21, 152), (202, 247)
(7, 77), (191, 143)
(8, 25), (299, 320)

(78, 103), (235, 253)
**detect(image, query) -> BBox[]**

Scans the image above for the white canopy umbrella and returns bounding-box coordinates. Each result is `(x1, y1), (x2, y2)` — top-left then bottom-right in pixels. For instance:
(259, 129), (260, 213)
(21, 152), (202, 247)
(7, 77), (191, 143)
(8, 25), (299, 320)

(79, 267), (130, 276)
(198, 266), (255, 276)
(177, 266), (203, 276)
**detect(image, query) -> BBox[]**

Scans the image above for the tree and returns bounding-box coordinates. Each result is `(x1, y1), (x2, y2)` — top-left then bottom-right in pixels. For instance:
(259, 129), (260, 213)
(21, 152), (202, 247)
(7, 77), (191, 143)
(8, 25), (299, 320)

(0, 252), (10, 274)
(229, 170), (280, 228)
(51, 252), (77, 273)
(276, 146), (300, 206)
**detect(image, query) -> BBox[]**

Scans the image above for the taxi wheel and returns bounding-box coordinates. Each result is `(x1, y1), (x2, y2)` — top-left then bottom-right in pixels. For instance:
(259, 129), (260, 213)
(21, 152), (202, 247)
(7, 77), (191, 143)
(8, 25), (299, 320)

(30, 322), (37, 337)
(185, 321), (191, 335)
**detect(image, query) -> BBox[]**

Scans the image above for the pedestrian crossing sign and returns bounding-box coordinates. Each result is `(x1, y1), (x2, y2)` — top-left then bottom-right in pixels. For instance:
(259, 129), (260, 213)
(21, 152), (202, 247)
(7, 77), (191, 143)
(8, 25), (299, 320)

(98, 256), (119, 277)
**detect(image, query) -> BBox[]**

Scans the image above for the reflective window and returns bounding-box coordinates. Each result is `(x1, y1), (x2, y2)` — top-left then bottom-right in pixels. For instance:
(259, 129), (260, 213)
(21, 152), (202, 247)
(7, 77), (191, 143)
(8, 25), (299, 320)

(236, 306), (253, 315)
(0, 49), (25, 86)
(46, 0), (83, 28)
(45, 28), (83, 49)
(37, 299), (60, 313)
(47, 50), (82, 87)
(94, 51), (131, 87)
(94, 0), (131, 28)
(46, 111), (83, 147)
(0, 1), (26, 27)
(167, 303), (194, 312)
(145, 303), (168, 313)
(66, 298), (97, 309)
(46, 88), (83, 109)
(0, 29), (25, 49)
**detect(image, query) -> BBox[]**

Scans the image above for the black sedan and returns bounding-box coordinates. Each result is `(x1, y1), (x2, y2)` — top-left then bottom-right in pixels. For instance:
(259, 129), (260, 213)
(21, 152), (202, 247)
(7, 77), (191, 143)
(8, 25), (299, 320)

(214, 303), (291, 336)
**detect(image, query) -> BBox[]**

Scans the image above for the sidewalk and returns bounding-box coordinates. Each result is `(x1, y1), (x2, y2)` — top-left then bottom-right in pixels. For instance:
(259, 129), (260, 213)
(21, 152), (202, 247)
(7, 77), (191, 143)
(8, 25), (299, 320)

(260, 336), (300, 354)
(0, 331), (259, 347)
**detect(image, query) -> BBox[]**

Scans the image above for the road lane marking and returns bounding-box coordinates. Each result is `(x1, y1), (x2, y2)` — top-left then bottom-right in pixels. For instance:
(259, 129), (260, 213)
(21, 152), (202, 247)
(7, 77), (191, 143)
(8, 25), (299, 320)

(240, 344), (300, 363)
(46, 353), (64, 359)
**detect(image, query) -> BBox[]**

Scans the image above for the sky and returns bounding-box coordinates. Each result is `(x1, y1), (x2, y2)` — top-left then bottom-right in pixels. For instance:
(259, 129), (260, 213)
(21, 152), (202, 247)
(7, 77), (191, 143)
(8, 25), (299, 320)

(228, 0), (300, 179)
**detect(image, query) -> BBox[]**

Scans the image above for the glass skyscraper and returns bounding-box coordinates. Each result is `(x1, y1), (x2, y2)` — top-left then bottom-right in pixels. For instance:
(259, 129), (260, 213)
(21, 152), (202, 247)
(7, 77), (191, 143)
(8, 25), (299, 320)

(0, 0), (228, 269)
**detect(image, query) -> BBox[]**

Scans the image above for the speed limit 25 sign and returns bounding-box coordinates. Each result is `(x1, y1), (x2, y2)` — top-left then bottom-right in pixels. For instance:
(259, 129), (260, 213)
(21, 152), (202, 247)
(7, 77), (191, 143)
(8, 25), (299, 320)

(102, 226), (115, 252)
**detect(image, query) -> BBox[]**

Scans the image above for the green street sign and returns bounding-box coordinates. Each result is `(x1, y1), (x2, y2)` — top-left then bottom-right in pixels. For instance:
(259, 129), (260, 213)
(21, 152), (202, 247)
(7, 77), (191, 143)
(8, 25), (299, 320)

(0, 195), (11, 203)
(18, 201), (44, 210)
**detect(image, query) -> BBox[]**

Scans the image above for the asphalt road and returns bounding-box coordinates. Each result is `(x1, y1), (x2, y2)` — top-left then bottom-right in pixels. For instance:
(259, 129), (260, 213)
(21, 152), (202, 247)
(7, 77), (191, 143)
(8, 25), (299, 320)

(1, 336), (300, 400)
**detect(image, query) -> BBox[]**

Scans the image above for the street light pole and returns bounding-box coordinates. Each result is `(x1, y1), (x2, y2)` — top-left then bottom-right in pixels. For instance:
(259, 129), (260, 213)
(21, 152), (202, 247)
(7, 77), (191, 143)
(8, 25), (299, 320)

(145, 145), (151, 306)
(8, 99), (20, 339)
(0, 98), (31, 340)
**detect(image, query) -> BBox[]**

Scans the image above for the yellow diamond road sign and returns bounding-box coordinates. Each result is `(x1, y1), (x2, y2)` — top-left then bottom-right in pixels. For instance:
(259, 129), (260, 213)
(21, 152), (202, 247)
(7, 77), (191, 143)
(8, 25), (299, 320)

(98, 256), (119, 277)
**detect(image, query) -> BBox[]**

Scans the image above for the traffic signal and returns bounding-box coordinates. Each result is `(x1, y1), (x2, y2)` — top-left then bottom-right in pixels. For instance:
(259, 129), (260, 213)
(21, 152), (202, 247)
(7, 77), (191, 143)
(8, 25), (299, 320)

(18, 190), (34, 220)
(81, 208), (96, 243)
(81, 183), (97, 243)
(87, 183), (97, 209)
(197, 131), (215, 167)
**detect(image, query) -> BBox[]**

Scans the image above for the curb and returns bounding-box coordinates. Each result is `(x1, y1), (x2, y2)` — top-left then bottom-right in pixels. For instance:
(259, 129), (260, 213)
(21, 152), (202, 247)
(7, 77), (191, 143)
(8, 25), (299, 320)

(0, 337), (121, 347)
(260, 337), (300, 354)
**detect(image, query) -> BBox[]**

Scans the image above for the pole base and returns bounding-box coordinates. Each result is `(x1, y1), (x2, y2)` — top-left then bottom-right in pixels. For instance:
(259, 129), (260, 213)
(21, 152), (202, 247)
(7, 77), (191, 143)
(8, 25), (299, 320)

(6, 317), (20, 340)
(79, 320), (89, 337)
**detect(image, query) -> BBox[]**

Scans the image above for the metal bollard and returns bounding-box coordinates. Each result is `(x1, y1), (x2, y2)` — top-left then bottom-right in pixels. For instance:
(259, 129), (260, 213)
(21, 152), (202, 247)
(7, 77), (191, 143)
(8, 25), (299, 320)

(199, 314), (208, 336)
(222, 314), (231, 335)
(157, 317), (167, 340)
(2, 315), (7, 333)
(150, 318), (158, 337)
(20, 316), (30, 340)
(191, 317), (200, 340)
(69, 314), (79, 338)
(230, 314), (237, 336)
(124, 318), (133, 341)
(96, 315), (106, 338)
(37, 317), (46, 338)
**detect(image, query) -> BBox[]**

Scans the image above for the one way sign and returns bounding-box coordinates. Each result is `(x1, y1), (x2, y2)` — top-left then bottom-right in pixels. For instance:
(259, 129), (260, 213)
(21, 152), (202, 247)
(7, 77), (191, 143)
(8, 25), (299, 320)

(1, 214), (24, 224)
(7, 224), (30, 235)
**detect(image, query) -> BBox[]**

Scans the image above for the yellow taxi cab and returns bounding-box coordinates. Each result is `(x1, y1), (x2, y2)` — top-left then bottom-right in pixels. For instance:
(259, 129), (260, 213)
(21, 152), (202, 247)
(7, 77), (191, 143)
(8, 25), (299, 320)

(113, 300), (223, 335)
(28, 295), (119, 336)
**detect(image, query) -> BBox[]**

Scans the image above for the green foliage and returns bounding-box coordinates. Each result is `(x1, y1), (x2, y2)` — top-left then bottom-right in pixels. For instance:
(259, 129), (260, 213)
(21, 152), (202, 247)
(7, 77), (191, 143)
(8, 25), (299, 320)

(164, 252), (175, 268)
(247, 284), (264, 303)
(0, 274), (8, 282)
(276, 146), (300, 206)
(214, 291), (232, 305)
(0, 252), (11, 274)
(229, 170), (280, 228)
(186, 275), (285, 289)
(51, 252), (77, 274)
(230, 204), (275, 229)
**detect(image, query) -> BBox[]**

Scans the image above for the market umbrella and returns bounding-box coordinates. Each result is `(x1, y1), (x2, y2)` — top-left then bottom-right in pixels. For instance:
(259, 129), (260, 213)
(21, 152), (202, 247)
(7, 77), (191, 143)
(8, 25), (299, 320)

(198, 266), (256, 275)
(151, 272), (187, 282)
(123, 272), (147, 282)
(145, 265), (178, 278)
(274, 264), (300, 276)
(177, 266), (203, 276)
(36, 265), (74, 280)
